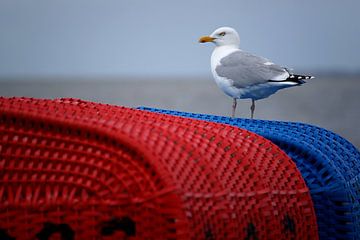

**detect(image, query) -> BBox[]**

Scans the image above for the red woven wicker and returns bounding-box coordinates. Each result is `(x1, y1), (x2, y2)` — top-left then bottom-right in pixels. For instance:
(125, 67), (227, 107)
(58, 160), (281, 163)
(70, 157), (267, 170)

(0, 97), (318, 239)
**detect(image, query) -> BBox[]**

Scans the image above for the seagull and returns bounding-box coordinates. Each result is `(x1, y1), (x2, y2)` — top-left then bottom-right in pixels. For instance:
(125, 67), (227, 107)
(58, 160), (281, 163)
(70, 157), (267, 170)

(199, 26), (314, 119)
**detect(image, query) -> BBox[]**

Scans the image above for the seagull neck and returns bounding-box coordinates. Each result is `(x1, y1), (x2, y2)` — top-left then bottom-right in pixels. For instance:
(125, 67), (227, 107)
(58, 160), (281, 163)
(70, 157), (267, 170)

(212, 45), (239, 60)
(215, 44), (239, 51)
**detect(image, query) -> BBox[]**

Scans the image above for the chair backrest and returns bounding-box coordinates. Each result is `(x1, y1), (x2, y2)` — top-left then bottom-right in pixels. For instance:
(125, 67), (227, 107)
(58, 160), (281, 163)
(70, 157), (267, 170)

(0, 98), (318, 239)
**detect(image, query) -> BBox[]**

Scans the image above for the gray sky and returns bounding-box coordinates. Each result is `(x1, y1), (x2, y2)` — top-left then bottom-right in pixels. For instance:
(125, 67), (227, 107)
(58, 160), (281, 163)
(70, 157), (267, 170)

(0, 0), (359, 78)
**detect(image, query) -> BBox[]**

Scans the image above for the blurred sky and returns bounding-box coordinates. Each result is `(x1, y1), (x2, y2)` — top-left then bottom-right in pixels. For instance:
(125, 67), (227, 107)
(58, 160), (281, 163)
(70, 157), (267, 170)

(0, 0), (360, 78)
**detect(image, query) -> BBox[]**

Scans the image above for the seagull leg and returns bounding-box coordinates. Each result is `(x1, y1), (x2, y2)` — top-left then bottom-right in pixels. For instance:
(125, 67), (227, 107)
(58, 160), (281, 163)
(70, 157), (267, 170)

(232, 98), (237, 118)
(250, 99), (255, 119)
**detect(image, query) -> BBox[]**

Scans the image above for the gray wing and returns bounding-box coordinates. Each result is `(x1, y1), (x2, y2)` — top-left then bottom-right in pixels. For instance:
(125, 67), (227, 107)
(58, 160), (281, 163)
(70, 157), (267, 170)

(215, 51), (288, 88)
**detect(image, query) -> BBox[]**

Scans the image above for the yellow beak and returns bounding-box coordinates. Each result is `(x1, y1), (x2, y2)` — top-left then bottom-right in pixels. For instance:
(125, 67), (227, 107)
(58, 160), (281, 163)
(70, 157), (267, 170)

(199, 36), (215, 43)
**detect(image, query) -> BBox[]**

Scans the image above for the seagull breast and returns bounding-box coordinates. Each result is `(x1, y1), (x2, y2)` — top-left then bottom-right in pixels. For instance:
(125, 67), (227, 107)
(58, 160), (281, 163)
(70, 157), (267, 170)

(211, 45), (242, 98)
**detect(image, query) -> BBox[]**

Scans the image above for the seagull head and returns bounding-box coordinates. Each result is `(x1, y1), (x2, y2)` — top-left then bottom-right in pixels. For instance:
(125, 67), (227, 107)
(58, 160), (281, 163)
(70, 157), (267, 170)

(199, 27), (240, 47)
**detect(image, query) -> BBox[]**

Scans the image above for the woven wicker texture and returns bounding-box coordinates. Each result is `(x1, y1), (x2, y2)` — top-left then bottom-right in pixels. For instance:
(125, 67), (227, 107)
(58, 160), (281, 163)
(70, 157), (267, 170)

(139, 107), (360, 240)
(0, 97), (318, 239)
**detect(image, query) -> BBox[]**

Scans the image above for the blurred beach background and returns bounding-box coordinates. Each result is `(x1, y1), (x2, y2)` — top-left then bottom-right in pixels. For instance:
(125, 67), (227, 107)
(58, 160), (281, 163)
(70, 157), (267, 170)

(0, 0), (359, 148)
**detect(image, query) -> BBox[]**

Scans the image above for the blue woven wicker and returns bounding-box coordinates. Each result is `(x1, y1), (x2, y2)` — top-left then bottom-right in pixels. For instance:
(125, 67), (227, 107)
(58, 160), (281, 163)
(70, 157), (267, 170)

(138, 107), (360, 240)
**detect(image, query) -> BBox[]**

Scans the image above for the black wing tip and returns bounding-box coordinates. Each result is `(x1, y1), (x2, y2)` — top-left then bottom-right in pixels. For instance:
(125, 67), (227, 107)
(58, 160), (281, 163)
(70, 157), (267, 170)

(269, 74), (314, 84)
(288, 74), (314, 80)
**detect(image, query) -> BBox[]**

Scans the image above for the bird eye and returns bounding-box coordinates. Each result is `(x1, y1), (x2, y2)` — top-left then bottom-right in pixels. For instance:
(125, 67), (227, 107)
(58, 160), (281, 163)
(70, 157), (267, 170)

(218, 32), (226, 36)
